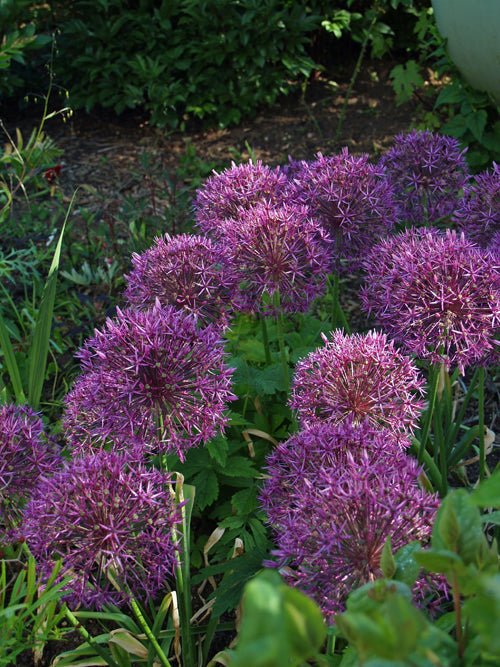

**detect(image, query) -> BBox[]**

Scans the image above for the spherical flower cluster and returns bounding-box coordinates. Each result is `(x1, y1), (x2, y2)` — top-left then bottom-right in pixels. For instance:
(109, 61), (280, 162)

(63, 303), (236, 460)
(289, 330), (425, 447)
(259, 421), (439, 621)
(0, 403), (61, 538)
(453, 162), (500, 249)
(216, 202), (332, 316)
(194, 160), (290, 234)
(123, 233), (240, 328)
(290, 149), (398, 270)
(22, 451), (182, 609)
(360, 228), (500, 371)
(379, 129), (469, 225)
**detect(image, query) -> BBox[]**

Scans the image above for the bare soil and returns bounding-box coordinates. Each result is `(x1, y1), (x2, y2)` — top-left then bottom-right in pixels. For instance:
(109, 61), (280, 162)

(39, 58), (425, 194)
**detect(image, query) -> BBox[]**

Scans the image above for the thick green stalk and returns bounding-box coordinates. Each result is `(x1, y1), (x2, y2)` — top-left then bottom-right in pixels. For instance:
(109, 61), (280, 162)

(478, 365), (486, 481)
(273, 292), (290, 394)
(328, 273), (350, 333)
(64, 607), (120, 667)
(174, 481), (196, 667)
(261, 316), (272, 365)
(130, 597), (173, 667)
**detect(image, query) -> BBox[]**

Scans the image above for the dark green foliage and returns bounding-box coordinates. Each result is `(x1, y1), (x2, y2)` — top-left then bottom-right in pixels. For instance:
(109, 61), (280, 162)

(50, 0), (320, 128)
(0, 1), (52, 99)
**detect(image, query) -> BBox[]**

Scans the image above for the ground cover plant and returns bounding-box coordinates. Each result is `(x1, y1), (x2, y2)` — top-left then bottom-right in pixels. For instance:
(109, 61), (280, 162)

(1, 123), (500, 667)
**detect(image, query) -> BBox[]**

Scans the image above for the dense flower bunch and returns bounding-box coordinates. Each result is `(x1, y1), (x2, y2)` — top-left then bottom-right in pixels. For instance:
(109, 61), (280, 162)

(453, 162), (500, 249)
(289, 330), (425, 447)
(0, 403), (61, 538)
(194, 160), (290, 234)
(380, 129), (469, 224)
(23, 451), (182, 609)
(63, 303), (235, 460)
(360, 228), (500, 371)
(123, 233), (240, 327)
(260, 421), (439, 621)
(290, 148), (397, 270)
(215, 202), (332, 316)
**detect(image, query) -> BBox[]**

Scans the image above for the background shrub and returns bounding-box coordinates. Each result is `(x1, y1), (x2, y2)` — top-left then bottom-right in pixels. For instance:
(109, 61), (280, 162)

(50, 0), (320, 128)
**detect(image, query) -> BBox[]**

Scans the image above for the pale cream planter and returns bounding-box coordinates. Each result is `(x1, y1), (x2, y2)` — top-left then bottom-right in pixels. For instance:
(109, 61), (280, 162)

(432, 0), (500, 104)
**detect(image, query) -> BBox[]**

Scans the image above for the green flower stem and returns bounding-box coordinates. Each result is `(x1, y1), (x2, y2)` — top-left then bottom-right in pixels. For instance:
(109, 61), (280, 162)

(174, 480), (196, 667)
(261, 316), (272, 365)
(327, 273), (350, 333)
(417, 363), (441, 466)
(277, 313), (289, 393)
(64, 607), (120, 667)
(129, 597), (173, 667)
(434, 397), (448, 496)
(478, 365), (486, 482)
(334, 9), (379, 144)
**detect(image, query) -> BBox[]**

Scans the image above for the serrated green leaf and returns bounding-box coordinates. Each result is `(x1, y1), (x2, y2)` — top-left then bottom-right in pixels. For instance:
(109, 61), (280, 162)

(219, 456), (256, 478)
(253, 363), (288, 394)
(231, 487), (258, 515)
(207, 435), (229, 467)
(192, 468), (219, 510)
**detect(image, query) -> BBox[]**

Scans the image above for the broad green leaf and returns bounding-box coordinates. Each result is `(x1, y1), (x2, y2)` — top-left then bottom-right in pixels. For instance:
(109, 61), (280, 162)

(414, 548), (464, 574)
(466, 109), (488, 142)
(471, 469), (500, 507)
(192, 469), (218, 510)
(432, 490), (483, 565)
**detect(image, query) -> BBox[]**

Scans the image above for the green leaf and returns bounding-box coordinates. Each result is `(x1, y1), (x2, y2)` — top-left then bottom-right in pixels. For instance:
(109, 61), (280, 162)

(466, 109), (488, 142)
(441, 115), (469, 138)
(192, 468), (219, 510)
(393, 542), (422, 588)
(432, 490), (483, 565)
(231, 487), (259, 516)
(28, 199), (71, 409)
(435, 84), (465, 108)
(206, 435), (229, 467)
(0, 312), (25, 403)
(380, 536), (396, 580)
(471, 469), (500, 507)
(414, 548), (465, 574)
(389, 60), (424, 105)
(219, 456), (256, 479)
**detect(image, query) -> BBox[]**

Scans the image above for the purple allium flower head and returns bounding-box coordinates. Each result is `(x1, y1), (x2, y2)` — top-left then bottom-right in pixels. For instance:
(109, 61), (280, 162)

(123, 233), (240, 328)
(23, 451), (182, 609)
(194, 160), (291, 234)
(453, 162), (500, 248)
(0, 403), (61, 538)
(289, 330), (425, 447)
(217, 202), (332, 316)
(260, 421), (439, 621)
(380, 129), (469, 225)
(290, 148), (398, 270)
(360, 227), (500, 372)
(63, 303), (236, 460)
